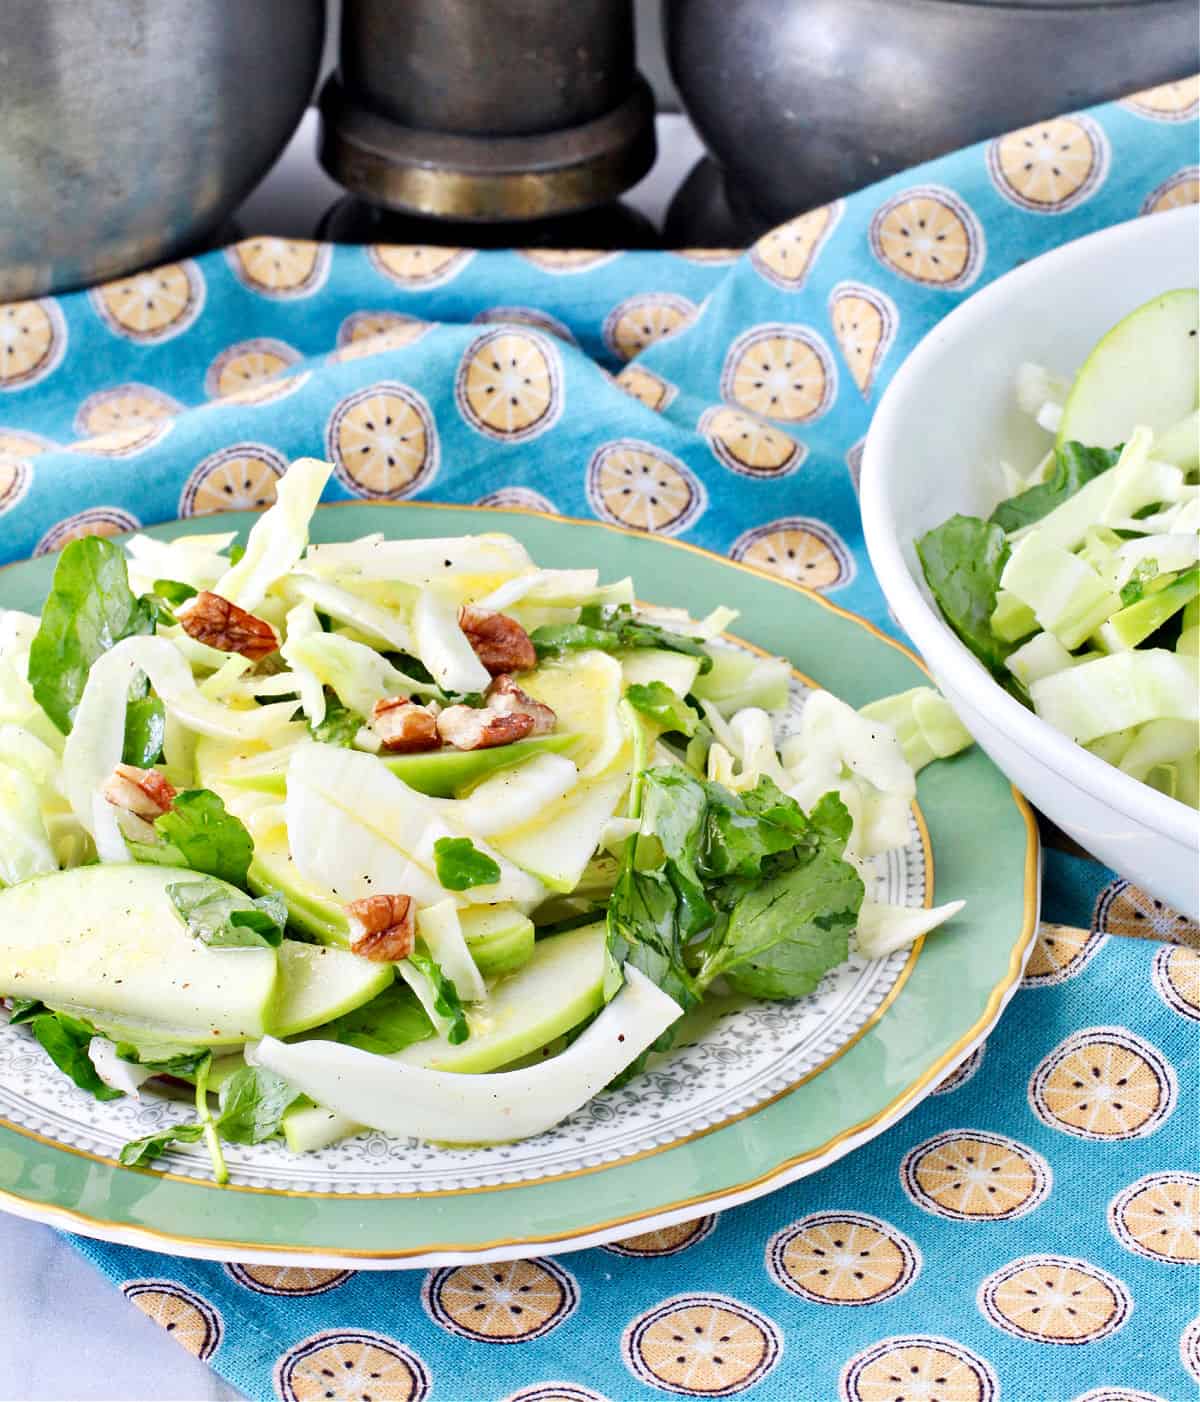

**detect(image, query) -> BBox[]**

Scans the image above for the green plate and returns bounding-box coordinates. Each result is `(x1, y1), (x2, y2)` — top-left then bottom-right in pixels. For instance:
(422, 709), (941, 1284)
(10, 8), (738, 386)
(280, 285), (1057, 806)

(0, 504), (1038, 1267)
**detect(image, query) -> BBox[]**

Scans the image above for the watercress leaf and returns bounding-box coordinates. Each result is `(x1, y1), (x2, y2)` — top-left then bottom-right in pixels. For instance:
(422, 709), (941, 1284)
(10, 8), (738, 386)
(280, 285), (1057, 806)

(532, 604), (713, 673)
(29, 1010), (124, 1101)
(701, 775), (808, 880)
(121, 695), (166, 767)
(406, 949), (470, 1044)
(153, 579), (198, 607)
(606, 861), (701, 1014)
(27, 536), (155, 733)
(625, 680), (700, 737)
(215, 1066), (301, 1144)
(115, 1042), (210, 1076)
(118, 1121), (205, 1167)
(7, 997), (44, 1024)
(989, 441), (1121, 533)
(328, 981), (434, 1055)
(530, 622), (617, 657)
(433, 835), (501, 891)
(167, 878), (287, 948)
(308, 696), (364, 747)
(154, 789), (254, 885)
(915, 514), (1011, 673)
(637, 769), (711, 936)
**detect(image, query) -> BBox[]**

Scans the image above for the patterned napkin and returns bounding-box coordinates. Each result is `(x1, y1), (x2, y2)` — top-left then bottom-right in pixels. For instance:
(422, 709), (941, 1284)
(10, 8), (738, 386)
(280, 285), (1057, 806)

(0, 75), (1197, 1401)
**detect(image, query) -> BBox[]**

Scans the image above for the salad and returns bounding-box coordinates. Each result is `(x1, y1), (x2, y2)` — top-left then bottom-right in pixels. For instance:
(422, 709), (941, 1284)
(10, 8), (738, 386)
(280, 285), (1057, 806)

(0, 457), (972, 1182)
(918, 288), (1199, 805)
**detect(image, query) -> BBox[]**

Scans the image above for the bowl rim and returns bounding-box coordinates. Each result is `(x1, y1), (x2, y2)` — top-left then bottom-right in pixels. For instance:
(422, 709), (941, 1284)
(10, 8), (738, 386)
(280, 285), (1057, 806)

(861, 204), (1200, 851)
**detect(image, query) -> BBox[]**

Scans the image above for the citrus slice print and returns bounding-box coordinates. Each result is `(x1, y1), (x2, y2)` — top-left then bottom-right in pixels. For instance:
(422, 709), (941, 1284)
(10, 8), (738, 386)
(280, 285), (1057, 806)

(840, 1335), (998, 1402)
(829, 282), (899, 397)
(473, 306), (576, 344)
(1182, 1316), (1200, 1385)
(605, 1215), (718, 1258)
(931, 1042), (986, 1096)
(1022, 921), (1108, 987)
(1153, 943), (1200, 1021)
(273, 1329), (430, 1402)
(1123, 75), (1200, 121)
(615, 364), (677, 412)
(327, 382), (439, 499)
(767, 1211), (920, 1306)
(0, 457), (31, 515)
(501, 1387), (610, 1402)
(179, 443), (288, 517)
(869, 186), (985, 290)
(120, 1280), (222, 1360)
(516, 248), (619, 274)
(586, 439), (706, 535)
(751, 202), (843, 290)
(0, 298), (67, 389)
(212, 370), (312, 409)
(730, 517), (854, 591)
(977, 1255), (1132, 1345)
(1029, 1025), (1177, 1140)
(1071, 1390), (1171, 1402)
(476, 485), (557, 513)
(205, 338), (301, 399)
(369, 244), (474, 287)
(699, 406), (804, 478)
(455, 328), (563, 443)
(900, 1129), (1051, 1222)
(73, 384), (180, 457)
(671, 248), (741, 265)
(1142, 167), (1200, 216)
(333, 311), (430, 362)
(91, 262), (204, 342)
(622, 1293), (782, 1396)
(35, 506), (140, 556)
(0, 428), (54, 459)
(226, 238), (330, 299)
(720, 324), (837, 423)
(1094, 879), (1199, 947)
(987, 116), (1110, 213)
(1109, 1172), (1200, 1265)
(421, 1258), (578, 1343)
(845, 438), (865, 496)
(603, 293), (698, 362)
(224, 1263), (355, 1296)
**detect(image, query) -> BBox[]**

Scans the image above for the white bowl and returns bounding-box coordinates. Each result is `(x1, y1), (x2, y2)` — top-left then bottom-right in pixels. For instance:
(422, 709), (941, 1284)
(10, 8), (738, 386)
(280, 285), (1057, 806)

(862, 206), (1199, 920)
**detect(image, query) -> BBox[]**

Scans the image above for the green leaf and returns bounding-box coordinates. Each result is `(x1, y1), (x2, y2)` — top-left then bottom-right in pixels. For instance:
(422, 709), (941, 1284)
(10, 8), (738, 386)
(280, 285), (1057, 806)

(153, 579), (198, 608)
(915, 514), (1011, 673)
(215, 1066), (301, 1144)
(153, 789), (254, 885)
(114, 1042), (210, 1076)
(309, 696), (364, 747)
(327, 982), (435, 1055)
(407, 949), (470, 1044)
(167, 878), (287, 948)
(122, 696), (166, 767)
(7, 997), (44, 1024)
(27, 536), (155, 733)
(1119, 558), (1159, 607)
(433, 836), (501, 891)
(531, 603), (713, 673)
(118, 1121), (205, 1167)
(28, 1010), (124, 1101)
(990, 442), (1121, 533)
(625, 681), (701, 737)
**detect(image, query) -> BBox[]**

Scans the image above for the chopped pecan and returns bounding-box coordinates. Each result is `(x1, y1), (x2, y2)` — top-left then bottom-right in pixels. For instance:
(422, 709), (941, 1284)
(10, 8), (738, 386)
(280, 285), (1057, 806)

(436, 703), (534, 751)
(485, 674), (556, 736)
(458, 605), (537, 675)
(176, 591), (279, 661)
(370, 697), (440, 753)
(346, 893), (415, 962)
(102, 763), (177, 819)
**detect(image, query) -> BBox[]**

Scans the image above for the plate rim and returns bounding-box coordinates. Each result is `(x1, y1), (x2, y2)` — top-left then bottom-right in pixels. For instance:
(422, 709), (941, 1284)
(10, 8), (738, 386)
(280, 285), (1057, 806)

(0, 500), (1040, 1265)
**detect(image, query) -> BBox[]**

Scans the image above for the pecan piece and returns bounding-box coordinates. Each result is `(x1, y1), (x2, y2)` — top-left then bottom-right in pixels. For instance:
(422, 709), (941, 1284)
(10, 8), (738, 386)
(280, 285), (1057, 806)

(176, 591), (279, 661)
(346, 893), (415, 962)
(436, 703), (534, 751)
(485, 674), (556, 736)
(458, 605), (537, 675)
(102, 763), (177, 819)
(370, 697), (440, 753)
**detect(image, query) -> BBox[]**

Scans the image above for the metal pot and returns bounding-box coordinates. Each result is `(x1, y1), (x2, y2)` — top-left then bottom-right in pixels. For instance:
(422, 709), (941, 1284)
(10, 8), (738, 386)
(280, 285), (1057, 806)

(0, 0), (326, 298)
(664, 0), (1198, 233)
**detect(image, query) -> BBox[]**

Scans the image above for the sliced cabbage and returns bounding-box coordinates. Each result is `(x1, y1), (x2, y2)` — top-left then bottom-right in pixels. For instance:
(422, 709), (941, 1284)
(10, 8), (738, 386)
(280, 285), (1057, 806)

(444, 753), (579, 836)
(251, 963), (680, 1144)
(213, 457), (332, 611)
(125, 531), (235, 598)
(859, 688), (973, 773)
(285, 630), (440, 716)
(1015, 361), (1069, 419)
(854, 899), (966, 960)
(412, 583), (491, 695)
(284, 573), (414, 653)
(416, 899), (487, 1002)
(692, 646), (791, 716)
(88, 1037), (153, 1097)
(303, 533), (532, 584)
(1004, 631), (1084, 689)
(1115, 719), (1200, 784)
(1001, 531), (1120, 650)
(1029, 649), (1198, 745)
(278, 602), (329, 725)
(0, 764), (57, 885)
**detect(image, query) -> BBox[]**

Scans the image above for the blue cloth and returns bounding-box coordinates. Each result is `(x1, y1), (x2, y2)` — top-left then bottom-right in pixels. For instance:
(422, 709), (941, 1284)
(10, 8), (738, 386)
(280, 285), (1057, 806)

(0, 79), (1197, 1401)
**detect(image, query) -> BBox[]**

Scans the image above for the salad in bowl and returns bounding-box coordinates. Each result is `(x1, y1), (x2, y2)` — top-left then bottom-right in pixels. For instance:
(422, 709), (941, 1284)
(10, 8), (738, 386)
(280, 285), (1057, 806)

(0, 459), (971, 1181)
